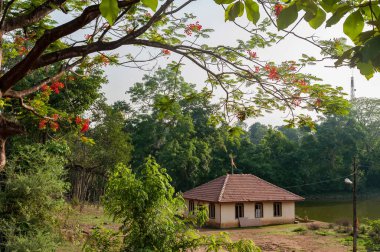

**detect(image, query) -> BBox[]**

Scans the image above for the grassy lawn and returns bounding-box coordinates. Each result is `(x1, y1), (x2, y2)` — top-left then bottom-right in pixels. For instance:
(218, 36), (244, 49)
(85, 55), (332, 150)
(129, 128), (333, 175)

(58, 205), (365, 251)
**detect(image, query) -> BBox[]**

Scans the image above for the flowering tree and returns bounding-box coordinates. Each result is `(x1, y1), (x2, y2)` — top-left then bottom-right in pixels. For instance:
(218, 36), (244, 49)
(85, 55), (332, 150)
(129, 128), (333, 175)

(219, 0), (380, 79)
(0, 0), (349, 170)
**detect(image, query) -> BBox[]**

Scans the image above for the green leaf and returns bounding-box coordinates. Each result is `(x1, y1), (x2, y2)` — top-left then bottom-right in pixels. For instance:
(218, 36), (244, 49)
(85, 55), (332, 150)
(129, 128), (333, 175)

(361, 36), (380, 63)
(357, 62), (374, 80)
(99, 0), (120, 25)
(307, 7), (326, 29)
(225, 3), (234, 21)
(228, 1), (244, 21)
(141, 0), (158, 11)
(343, 10), (364, 41)
(244, 0), (260, 24)
(325, 4), (351, 27)
(277, 4), (298, 30)
(215, 0), (235, 4)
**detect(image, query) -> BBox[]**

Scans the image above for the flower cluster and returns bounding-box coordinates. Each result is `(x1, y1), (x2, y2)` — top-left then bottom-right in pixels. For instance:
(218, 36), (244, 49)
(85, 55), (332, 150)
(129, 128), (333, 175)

(274, 4), (284, 17)
(50, 81), (65, 94)
(162, 49), (171, 55)
(247, 51), (257, 59)
(265, 64), (280, 80)
(100, 55), (110, 66)
(84, 34), (93, 40)
(185, 21), (202, 36)
(38, 114), (60, 131)
(40, 81), (65, 94)
(14, 36), (28, 55)
(75, 116), (90, 133)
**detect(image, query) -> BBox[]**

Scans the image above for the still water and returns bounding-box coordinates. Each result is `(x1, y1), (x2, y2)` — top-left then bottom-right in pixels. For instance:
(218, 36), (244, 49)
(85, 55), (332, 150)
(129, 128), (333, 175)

(295, 197), (380, 223)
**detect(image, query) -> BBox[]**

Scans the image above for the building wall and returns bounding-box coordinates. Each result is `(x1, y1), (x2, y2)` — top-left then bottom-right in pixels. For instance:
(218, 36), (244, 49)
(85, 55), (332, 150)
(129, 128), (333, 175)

(185, 200), (296, 228)
(184, 199), (222, 227)
(220, 201), (296, 228)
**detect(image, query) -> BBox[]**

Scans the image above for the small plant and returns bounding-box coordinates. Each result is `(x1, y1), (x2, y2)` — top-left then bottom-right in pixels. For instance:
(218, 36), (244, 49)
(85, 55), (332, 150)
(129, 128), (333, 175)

(336, 219), (350, 227)
(307, 223), (320, 231)
(82, 226), (122, 252)
(328, 223), (335, 229)
(292, 227), (306, 233)
(315, 230), (335, 236)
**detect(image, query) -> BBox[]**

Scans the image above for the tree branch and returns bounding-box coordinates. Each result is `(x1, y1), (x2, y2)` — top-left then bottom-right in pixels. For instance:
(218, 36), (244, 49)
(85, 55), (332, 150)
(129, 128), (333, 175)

(0, 0), (140, 94)
(4, 57), (83, 98)
(31, 0), (174, 70)
(2, 0), (67, 32)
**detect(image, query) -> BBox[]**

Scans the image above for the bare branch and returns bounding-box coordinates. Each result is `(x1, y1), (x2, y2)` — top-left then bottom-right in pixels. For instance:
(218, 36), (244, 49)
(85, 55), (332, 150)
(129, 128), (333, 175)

(4, 57), (84, 98)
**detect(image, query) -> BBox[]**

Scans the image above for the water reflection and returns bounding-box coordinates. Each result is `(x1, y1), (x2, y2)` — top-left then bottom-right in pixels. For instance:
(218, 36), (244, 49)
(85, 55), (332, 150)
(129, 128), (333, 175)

(296, 198), (380, 223)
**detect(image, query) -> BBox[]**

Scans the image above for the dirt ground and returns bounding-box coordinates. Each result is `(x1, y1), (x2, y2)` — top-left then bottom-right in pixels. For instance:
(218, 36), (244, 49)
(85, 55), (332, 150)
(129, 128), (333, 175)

(58, 206), (355, 252)
(200, 222), (352, 252)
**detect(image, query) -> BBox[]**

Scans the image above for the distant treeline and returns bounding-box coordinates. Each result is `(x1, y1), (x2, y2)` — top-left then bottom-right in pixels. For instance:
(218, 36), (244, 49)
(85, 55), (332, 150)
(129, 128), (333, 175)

(66, 68), (380, 201)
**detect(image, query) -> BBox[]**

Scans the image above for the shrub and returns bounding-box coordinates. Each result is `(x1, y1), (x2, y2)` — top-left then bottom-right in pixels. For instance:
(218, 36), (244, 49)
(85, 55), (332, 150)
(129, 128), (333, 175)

(328, 223), (335, 229)
(82, 226), (122, 252)
(307, 223), (320, 231)
(365, 219), (380, 251)
(0, 142), (68, 251)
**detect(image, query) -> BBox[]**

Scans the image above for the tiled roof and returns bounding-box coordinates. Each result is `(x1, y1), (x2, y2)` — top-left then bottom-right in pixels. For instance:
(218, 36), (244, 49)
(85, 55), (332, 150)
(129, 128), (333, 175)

(183, 174), (304, 202)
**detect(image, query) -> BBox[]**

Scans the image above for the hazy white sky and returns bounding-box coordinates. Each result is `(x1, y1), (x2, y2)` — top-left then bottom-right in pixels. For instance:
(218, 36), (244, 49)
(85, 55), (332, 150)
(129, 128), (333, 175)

(101, 1), (380, 126)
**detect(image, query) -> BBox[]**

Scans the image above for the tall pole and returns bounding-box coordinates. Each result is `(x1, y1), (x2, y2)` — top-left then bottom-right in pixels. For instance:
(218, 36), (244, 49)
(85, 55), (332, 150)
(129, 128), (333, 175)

(353, 157), (358, 252)
(350, 75), (355, 101)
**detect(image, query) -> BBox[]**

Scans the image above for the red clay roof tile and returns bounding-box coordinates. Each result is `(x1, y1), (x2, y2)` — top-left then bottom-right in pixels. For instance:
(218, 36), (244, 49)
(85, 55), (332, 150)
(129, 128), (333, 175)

(183, 174), (304, 202)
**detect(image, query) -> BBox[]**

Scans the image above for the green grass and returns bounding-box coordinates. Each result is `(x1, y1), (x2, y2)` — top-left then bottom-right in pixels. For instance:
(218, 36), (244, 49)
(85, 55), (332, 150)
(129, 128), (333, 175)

(338, 236), (367, 251)
(57, 204), (119, 252)
(315, 230), (336, 236)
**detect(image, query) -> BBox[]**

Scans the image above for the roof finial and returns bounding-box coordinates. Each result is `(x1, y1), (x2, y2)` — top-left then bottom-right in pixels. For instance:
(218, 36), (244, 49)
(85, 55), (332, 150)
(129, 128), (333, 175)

(229, 153), (237, 174)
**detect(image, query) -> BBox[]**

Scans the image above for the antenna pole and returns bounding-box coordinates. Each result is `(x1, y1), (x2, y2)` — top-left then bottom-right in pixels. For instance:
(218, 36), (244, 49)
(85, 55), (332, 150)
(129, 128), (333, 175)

(351, 75), (355, 100)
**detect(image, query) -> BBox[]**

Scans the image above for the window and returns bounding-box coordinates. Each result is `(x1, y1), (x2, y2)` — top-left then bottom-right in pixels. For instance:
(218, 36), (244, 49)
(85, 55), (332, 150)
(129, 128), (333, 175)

(189, 200), (194, 213)
(235, 203), (244, 219)
(255, 203), (263, 218)
(274, 202), (282, 217)
(209, 203), (215, 219)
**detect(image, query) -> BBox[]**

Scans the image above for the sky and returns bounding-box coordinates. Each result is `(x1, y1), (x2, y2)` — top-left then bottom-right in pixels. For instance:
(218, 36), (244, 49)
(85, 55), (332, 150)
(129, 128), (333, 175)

(101, 0), (380, 126)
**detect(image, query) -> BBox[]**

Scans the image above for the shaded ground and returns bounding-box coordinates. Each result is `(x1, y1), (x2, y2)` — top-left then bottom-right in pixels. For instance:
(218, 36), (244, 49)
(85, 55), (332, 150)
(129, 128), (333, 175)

(57, 204), (119, 252)
(58, 205), (358, 251)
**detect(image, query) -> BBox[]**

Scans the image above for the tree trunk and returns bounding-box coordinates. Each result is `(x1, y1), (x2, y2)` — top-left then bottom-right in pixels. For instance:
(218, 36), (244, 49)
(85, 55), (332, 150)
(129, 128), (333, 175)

(0, 114), (24, 171)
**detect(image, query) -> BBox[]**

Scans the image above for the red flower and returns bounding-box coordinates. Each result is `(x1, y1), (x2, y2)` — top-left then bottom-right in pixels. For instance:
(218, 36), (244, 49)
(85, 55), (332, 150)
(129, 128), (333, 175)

(299, 79), (307, 86)
(52, 114), (59, 121)
(100, 55), (110, 66)
(162, 49), (171, 55)
(185, 21), (202, 36)
(85, 34), (92, 40)
(274, 4), (284, 17)
(255, 66), (260, 73)
(50, 121), (59, 131)
(247, 50), (257, 59)
(41, 84), (50, 91)
(265, 64), (279, 80)
(81, 119), (90, 133)
(50, 81), (65, 94)
(39, 119), (48, 129)
(75, 116), (82, 125)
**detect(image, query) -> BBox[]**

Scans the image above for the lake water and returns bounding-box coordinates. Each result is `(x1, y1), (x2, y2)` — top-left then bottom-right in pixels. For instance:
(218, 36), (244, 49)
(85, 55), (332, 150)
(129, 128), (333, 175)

(295, 197), (380, 223)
